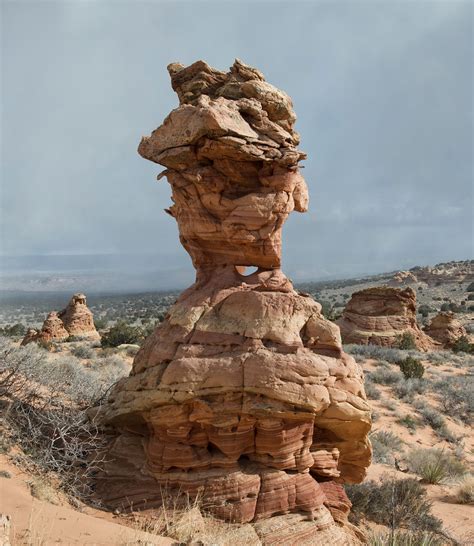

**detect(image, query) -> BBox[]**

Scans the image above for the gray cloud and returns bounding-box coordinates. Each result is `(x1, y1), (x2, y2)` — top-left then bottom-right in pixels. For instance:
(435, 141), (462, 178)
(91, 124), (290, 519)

(1, 0), (472, 283)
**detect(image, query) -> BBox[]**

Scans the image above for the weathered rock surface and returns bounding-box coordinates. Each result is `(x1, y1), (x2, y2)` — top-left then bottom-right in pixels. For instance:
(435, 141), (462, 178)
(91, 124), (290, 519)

(97, 60), (371, 544)
(21, 293), (99, 346)
(424, 312), (466, 347)
(337, 286), (436, 351)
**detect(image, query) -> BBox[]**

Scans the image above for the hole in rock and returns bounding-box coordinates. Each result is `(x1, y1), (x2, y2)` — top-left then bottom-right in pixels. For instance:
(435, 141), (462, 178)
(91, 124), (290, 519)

(235, 266), (259, 277)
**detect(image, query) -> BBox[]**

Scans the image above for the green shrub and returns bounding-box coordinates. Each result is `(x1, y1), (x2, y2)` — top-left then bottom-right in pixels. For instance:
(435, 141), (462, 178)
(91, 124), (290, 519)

(396, 415), (418, 432)
(407, 448), (467, 484)
(398, 357), (424, 379)
(398, 333), (417, 350)
(101, 321), (144, 348)
(452, 336), (474, 354)
(346, 477), (441, 532)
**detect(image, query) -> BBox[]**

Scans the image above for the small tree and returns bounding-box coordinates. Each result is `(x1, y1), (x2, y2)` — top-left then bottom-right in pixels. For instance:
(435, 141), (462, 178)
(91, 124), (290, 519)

(398, 332), (417, 350)
(398, 357), (425, 379)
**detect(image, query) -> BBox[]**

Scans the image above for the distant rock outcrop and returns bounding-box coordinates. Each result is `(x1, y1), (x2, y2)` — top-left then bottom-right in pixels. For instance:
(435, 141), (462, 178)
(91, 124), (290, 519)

(388, 270), (418, 286)
(21, 293), (99, 346)
(424, 312), (466, 347)
(337, 286), (436, 351)
(410, 260), (473, 285)
(96, 59), (371, 545)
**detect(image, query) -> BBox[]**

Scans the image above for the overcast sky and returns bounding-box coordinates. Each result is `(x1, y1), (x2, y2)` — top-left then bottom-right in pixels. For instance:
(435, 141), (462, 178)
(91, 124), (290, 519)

(1, 0), (473, 282)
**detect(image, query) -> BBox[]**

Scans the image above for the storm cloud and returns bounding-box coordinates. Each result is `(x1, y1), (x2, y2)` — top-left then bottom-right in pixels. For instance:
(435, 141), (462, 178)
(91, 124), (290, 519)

(1, 0), (472, 284)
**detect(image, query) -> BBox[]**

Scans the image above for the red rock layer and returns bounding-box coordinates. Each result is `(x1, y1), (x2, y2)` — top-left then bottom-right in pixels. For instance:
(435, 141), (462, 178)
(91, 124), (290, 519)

(96, 60), (371, 544)
(337, 286), (436, 351)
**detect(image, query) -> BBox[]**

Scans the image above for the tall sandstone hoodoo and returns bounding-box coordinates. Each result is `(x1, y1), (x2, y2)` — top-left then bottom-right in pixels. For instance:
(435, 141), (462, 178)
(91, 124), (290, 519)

(21, 293), (100, 346)
(337, 286), (435, 351)
(97, 60), (371, 544)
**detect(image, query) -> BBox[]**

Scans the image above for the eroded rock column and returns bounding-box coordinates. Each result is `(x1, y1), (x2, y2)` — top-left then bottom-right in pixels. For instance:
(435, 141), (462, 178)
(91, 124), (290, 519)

(97, 59), (371, 545)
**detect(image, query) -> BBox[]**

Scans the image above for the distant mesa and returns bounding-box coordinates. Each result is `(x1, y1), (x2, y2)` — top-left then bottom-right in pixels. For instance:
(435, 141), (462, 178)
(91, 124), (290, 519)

(95, 59), (372, 544)
(337, 286), (437, 351)
(21, 293), (100, 346)
(388, 270), (418, 286)
(424, 311), (467, 348)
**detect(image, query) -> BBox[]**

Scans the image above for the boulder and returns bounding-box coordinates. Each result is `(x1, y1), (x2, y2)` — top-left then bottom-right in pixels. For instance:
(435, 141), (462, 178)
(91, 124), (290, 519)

(424, 311), (466, 347)
(337, 286), (436, 351)
(97, 60), (371, 544)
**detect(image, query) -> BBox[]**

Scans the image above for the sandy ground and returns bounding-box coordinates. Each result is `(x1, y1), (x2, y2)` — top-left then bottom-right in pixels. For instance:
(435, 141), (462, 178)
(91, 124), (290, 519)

(0, 456), (174, 546)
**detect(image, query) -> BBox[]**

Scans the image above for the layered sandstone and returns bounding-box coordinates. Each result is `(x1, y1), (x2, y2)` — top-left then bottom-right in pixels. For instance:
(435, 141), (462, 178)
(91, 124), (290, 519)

(388, 270), (418, 286)
(21, 293), (99, 346)
(97, 60), (371, 544)
(424, 312), (466, 347)
(337, 286), (435, 351)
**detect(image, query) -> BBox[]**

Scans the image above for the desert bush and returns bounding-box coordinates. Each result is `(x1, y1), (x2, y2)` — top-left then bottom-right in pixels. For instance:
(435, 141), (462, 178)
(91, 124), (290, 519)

(70, 344), (95, 359)
(407, 448), (466, 484)
(344, 344), (423, 364)
(398, 333), (417, 350)
(370, 431), (404, 464)
(412, 401), (456, 442)
(0, 338), (124, 499)
(398, 357), (424, 379)
(452, 336), (474, 354)
(346, 477), (441, 533)
(369, 367), (401, 385)
(393, 378), (426, 401)
(396, 414), (418, 431)
(436, 376), (473, 424)
(101, 320), (145, 348)
(0, 323), (26, 337)
(364, 377), (381, 400)
(94, 317), (108, 330)
(455, 474), (474, 504)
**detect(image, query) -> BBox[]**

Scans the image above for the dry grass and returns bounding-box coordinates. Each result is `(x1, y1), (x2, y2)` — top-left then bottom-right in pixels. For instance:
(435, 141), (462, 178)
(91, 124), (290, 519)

(455, 474), (474, 505)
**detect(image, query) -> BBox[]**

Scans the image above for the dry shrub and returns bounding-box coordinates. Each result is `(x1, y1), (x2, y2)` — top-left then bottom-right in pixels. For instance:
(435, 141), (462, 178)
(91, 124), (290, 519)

(346, 476), (442, 534)
(455, 474), (474, 505)
(0, 338), (129, 500)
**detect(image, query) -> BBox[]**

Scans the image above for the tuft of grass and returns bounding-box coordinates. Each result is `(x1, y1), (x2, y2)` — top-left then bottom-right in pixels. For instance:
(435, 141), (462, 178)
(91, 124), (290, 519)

(365, 378), (381, 400)
(455, 474), (474, 505)
(29, 477), (60, 505)
(0, 470), (11, 478)
(369, 531), (444, 546)
(412, 401), (456, 441)
(407, 448), (467, 484)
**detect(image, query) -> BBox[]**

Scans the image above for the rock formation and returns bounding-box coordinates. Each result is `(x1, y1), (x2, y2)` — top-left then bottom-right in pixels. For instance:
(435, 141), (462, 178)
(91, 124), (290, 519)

(96, 60), (371, 544)
(337, 286), (435, 351)
(424, 312), (466, 347)
(57, 293), (99, 339)
(409, 260), (473, 285)
(21, 293), (99, 346)
(388, 270), (418, 286)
